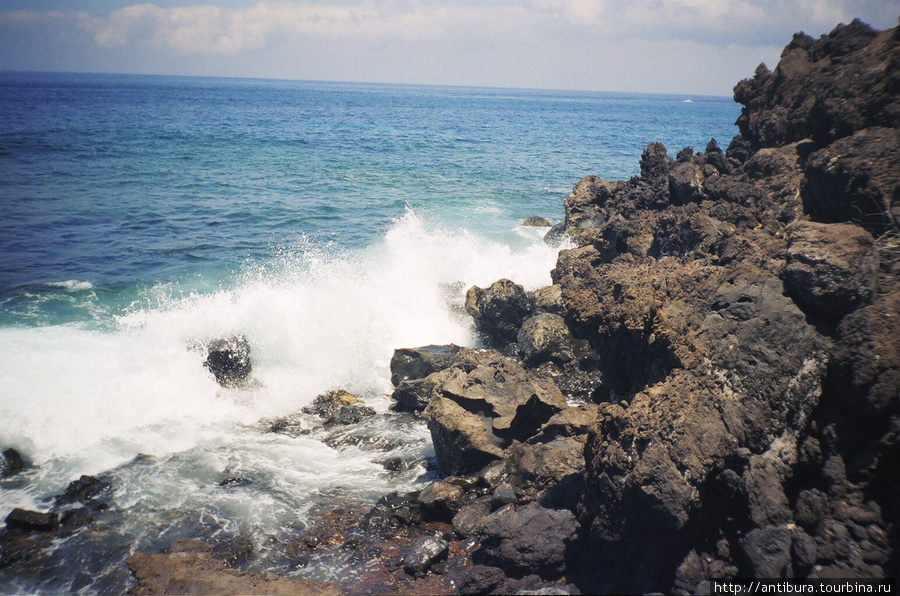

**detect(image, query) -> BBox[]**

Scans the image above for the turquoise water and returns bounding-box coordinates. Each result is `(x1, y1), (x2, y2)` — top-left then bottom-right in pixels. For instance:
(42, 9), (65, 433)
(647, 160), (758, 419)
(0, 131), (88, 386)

(0, 71), (739, 592)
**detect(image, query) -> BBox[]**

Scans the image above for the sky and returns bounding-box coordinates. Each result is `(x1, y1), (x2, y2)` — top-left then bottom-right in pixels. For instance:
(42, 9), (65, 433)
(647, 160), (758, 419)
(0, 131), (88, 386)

(1, 1), (897, 95)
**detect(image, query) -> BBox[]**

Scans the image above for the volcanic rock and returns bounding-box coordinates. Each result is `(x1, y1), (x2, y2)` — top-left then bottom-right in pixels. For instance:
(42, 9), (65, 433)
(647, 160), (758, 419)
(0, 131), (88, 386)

(465, 279), (532, 348)
(475, 505), (578, 577)
(0, 448), (24, 478)
(204, 335), (252, 387)
(127, 538), (340, 595)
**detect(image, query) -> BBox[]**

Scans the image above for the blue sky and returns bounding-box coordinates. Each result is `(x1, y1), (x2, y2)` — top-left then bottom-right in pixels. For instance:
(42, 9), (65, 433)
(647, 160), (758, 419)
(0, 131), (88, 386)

(1, 1), (897, 95)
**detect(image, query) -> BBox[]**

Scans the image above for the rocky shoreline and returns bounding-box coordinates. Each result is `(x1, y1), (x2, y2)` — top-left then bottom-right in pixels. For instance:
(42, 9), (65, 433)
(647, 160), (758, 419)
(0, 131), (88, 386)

(3, 18), (898, 595)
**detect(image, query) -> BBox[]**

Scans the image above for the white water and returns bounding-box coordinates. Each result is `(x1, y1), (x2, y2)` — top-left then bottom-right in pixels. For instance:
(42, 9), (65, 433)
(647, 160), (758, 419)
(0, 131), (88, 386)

(0, 209), (564, 587)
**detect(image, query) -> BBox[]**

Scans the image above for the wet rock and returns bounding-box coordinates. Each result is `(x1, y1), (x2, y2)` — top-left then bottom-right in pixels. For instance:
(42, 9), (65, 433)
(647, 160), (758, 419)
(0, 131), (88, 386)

(522, 216), (553, 227)
(784, 221), (876, 317)
(302, 389), (375, 427)
(54, 474), (111, 509)
(127, 538), (340, 596)
(465, 279), (532, 347)
(4, 509), (59, 532)
(389, 345), (460, 386)
(0, 448), (24, 478)
(401, 534), (449, 575)
(517, 313), (576, 365)
(417, 481), (465, 521)
(476, 506), (578, 577)
(204, 335), (252, 387)
(391, 372), (446, 413)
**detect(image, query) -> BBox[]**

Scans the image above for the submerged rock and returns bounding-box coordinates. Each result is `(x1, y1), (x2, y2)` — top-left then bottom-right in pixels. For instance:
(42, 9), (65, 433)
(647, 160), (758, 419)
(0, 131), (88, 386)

(127, 538), (340, 596)
(426, 348), (566, 476)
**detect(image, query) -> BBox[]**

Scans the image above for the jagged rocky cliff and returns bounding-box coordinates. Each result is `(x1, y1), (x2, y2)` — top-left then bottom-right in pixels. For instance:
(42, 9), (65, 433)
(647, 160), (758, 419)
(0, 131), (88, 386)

(392, 18), (899, 594)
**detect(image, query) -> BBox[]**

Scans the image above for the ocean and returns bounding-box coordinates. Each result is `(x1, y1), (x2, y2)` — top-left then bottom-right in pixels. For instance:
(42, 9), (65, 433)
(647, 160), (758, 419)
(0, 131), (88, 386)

(0, 71), (740, 592)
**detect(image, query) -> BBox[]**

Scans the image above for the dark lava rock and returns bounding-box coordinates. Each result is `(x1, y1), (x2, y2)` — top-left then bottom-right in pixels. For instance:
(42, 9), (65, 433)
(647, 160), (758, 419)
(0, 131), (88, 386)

(401, 534), (449, 575)
(530, 285), (565, 316)
(802, 126), (900, 234)
(741, 527), (792, 579)
(54, 474), (111, 509)
(733, 20), (899, 149)
(204, 335), (252, 387)
(475, 506), (578, 577)
(457, 564), (507, 595)
(465, 279), (532, 347)
(4, 508), (59, 532)
(0, 448), (24, 478)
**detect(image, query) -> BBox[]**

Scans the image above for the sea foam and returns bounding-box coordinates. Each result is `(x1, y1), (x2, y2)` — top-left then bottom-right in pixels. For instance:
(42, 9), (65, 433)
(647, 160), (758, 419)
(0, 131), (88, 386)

(0, 208), (562, 517)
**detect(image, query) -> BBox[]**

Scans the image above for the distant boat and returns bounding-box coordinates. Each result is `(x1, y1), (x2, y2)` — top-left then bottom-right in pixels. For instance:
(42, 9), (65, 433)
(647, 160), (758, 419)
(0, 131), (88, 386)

(682, 99), (693, 103)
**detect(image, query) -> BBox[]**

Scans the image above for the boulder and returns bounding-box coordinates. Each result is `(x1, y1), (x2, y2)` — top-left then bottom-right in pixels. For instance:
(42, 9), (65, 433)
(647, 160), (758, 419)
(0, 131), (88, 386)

(54, 474), (111, 509)
(465, 280), (531, 347)
(784, 221), (875, 317)
(517, 313), (575, 365)
(401, 534), (449, 575)
(425, 396), (504, 477)
(389, 345), (459, 386)
(530, 284), (565, 316)
(668, 161), (705, 205)
(428, 349), (567, 455)
(4, 509), (59, 532)
(476, 506), (579, 577)
(417, 481), (466, 520)
(529, 404), (600, 444)
(1, 448), (24, 478)
(204, 335), (252, 387)
(740, 528), (792, 579)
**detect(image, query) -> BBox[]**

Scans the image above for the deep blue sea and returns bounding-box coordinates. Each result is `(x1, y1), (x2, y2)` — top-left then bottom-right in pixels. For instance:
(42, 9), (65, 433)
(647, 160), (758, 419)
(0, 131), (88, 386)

(0, 71), (739, 592)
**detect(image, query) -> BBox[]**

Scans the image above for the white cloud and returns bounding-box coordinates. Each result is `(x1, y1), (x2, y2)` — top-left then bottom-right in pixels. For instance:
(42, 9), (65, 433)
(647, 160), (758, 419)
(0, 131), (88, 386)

(63, 0), (896, 58)
(1, 0), (897, 93)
